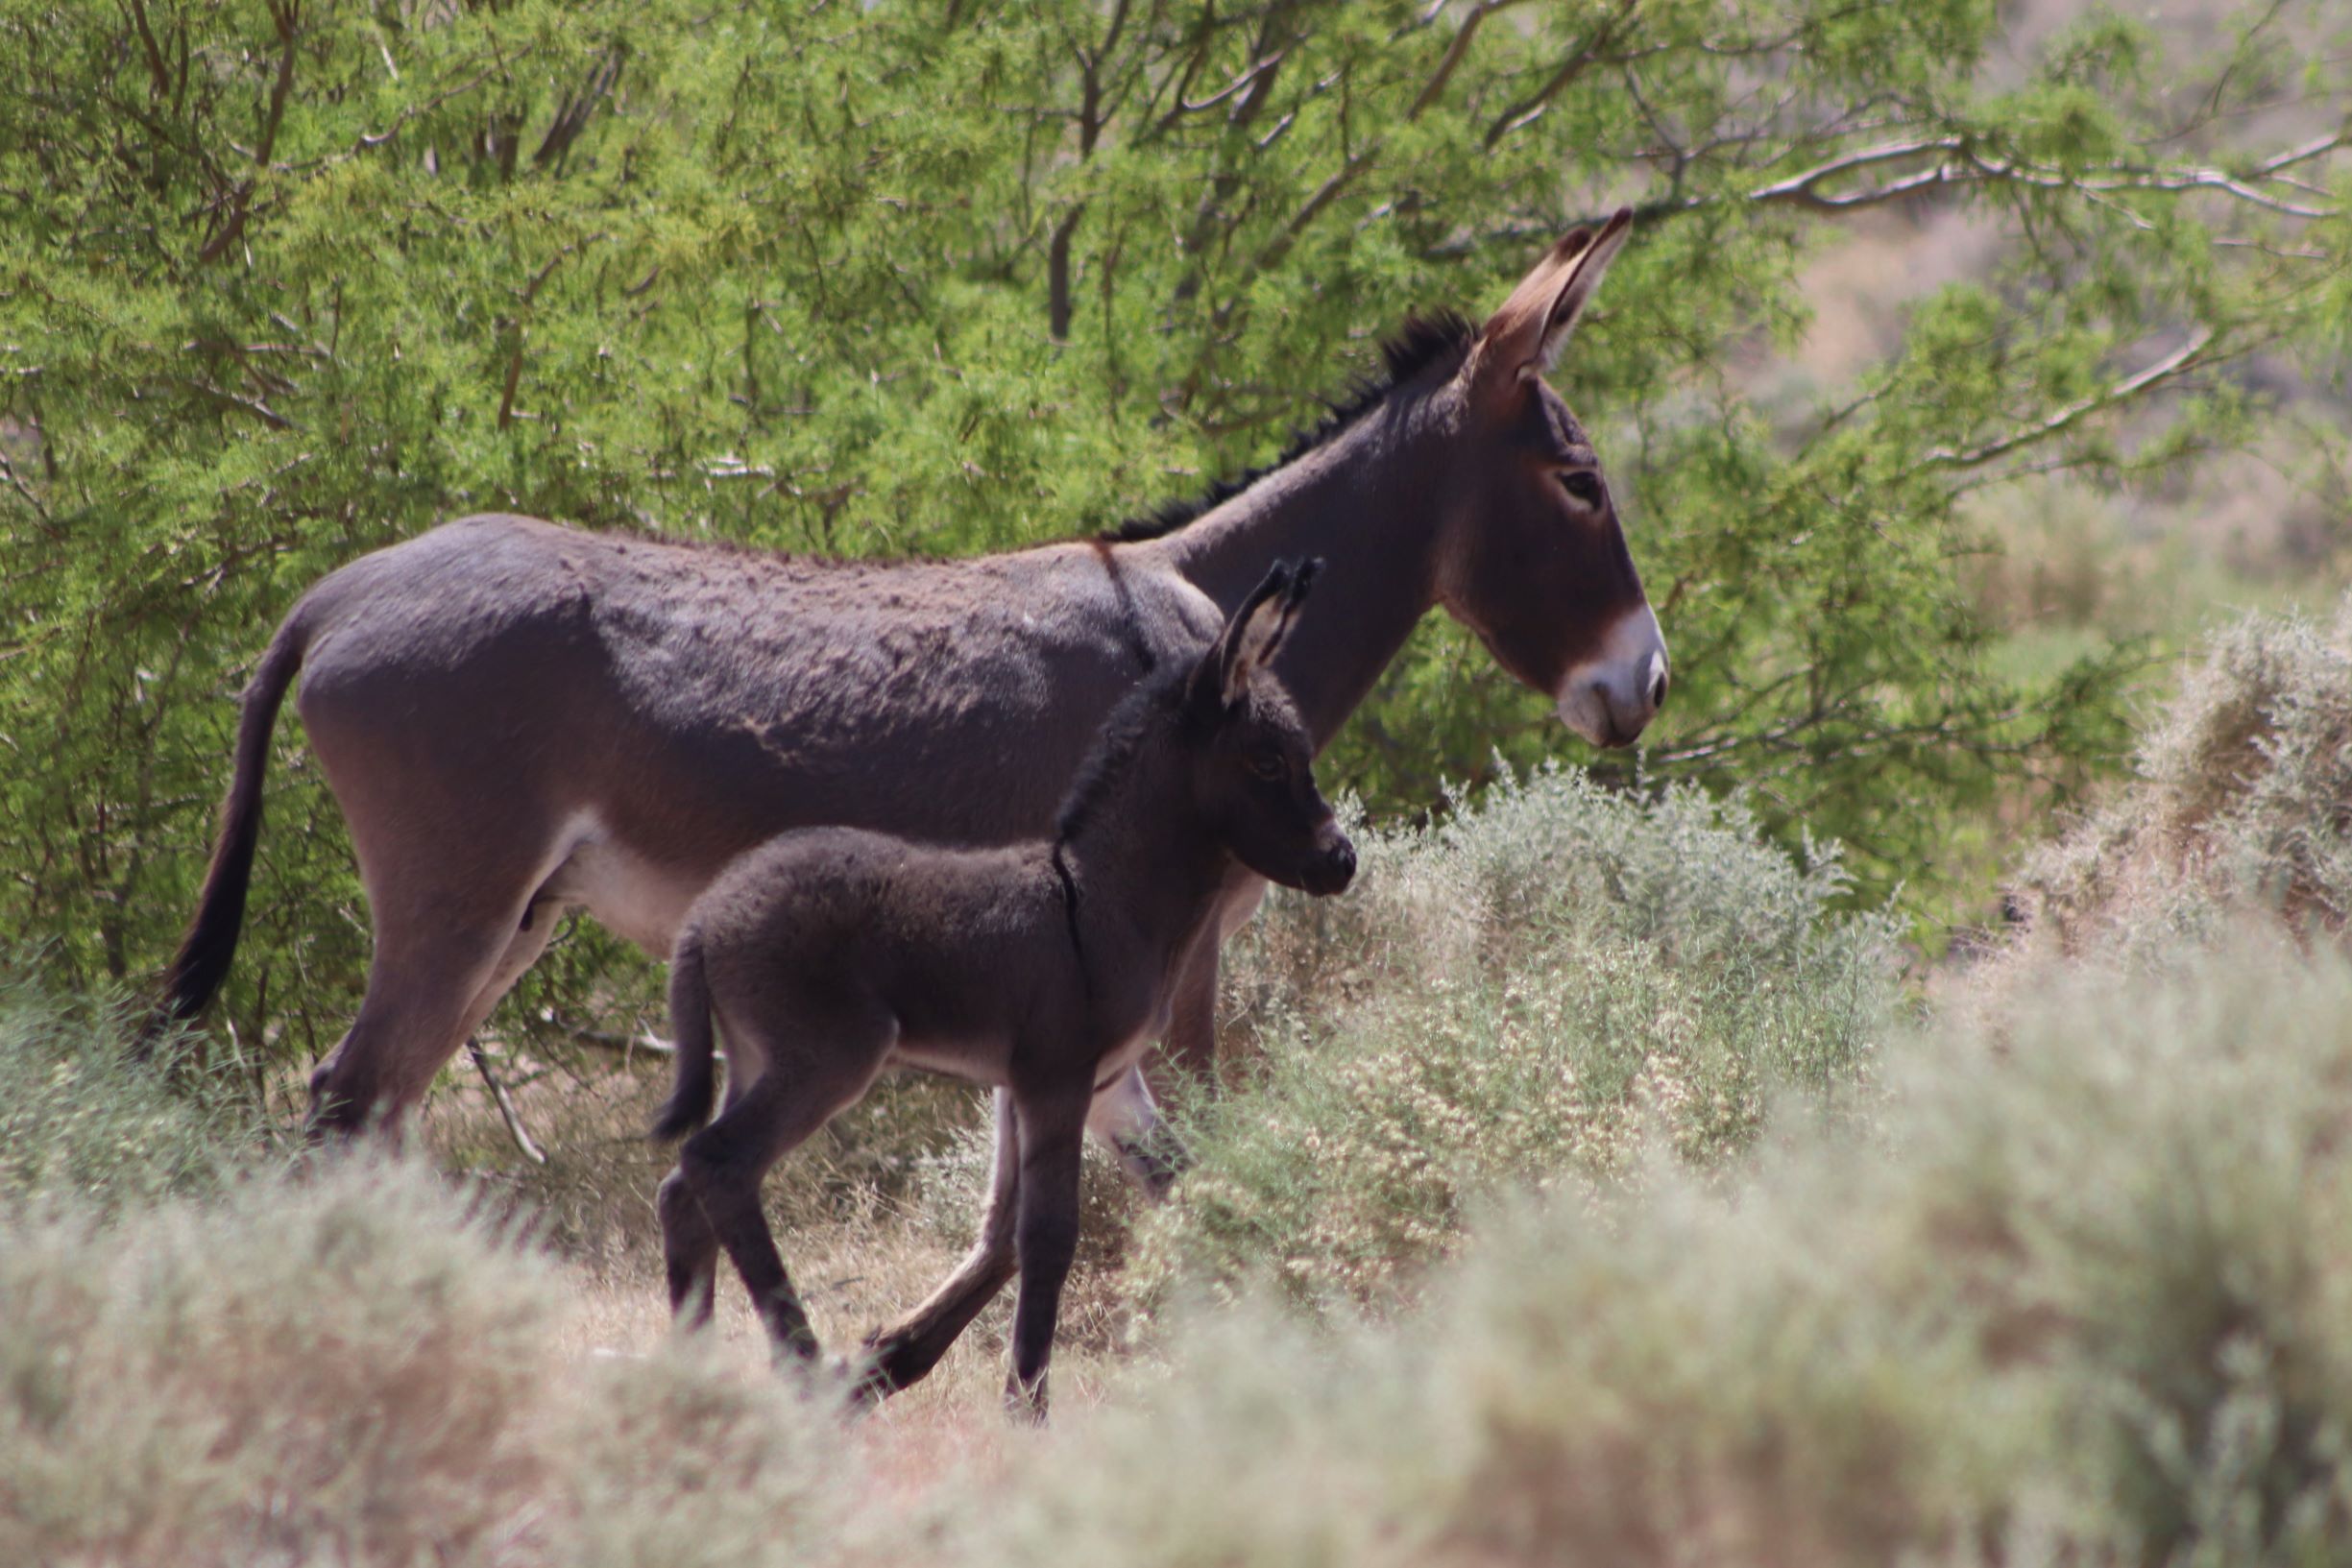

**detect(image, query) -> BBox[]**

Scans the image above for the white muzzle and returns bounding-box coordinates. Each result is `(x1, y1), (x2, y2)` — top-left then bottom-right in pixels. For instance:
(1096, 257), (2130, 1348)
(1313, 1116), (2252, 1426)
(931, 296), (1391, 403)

(1555, 605), (1668, 748)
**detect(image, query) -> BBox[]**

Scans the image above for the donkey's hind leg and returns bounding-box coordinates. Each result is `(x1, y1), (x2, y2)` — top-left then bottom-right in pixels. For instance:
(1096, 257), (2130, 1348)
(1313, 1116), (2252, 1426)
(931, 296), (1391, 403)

(672, 1009), (891, 1363)
(306, 821), (577, 1139)
(307, 913), (533, 1139)
(855, 1088), (1021, 1399)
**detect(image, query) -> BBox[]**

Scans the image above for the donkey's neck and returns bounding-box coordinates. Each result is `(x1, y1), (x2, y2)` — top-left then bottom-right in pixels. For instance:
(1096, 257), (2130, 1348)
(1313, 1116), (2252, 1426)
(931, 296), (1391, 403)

(1136, 394), (1452, 751)
(1055, 731), (1231, 983)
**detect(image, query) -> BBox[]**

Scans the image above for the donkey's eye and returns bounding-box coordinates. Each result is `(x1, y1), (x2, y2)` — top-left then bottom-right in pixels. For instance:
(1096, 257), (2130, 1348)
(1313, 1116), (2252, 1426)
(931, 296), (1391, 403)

(1248, 753), (1287, 782)
(1561, 471), (1604, 509)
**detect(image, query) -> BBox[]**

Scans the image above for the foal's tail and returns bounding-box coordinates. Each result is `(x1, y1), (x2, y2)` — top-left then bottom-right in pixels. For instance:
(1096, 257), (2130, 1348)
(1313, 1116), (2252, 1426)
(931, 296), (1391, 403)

(142, 609), (314, 1050)
(649, 928), (719, 1142)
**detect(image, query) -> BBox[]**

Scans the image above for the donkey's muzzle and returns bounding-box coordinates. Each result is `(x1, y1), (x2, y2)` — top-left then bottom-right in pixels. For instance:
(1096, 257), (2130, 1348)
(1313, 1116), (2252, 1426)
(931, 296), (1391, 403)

(1556, 603), (1669, 749)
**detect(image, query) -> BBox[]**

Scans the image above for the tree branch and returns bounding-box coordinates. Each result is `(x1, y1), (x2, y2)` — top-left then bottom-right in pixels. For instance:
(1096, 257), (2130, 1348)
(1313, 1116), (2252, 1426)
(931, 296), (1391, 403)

(1920, 327), (2220, 471)
(1481, 2), (1637, 149)
(1410, 0), (1524, 120)
(469, 1038), (546, 1165)
(197, 0), (299, 264)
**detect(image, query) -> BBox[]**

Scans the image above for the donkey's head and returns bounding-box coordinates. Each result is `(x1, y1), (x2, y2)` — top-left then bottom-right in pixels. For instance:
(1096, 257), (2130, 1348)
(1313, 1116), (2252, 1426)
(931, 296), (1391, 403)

(1182, 560), (1356, 896)
(1435, 210), (1668, 749)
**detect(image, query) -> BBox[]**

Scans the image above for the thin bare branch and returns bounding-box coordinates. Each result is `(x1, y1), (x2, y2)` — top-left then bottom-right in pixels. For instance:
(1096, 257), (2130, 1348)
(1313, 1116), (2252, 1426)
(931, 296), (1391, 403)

(1410, 0), (1525, 120)
(469, 1038), (546, 1165)
(1178, 50), (1286, 116)
(1921, 328), (2220, 471)
(1481, 1), (1638, 149)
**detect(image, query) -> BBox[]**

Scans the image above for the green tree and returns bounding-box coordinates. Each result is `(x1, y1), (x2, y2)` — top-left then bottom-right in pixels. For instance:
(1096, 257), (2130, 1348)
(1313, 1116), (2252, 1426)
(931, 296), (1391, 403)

(4, 0), (2346, 1065)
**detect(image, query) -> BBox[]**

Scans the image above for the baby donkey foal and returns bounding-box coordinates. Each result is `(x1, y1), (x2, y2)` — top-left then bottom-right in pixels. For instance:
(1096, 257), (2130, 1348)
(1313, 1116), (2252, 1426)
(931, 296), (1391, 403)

(651, 561), (1354, 1416)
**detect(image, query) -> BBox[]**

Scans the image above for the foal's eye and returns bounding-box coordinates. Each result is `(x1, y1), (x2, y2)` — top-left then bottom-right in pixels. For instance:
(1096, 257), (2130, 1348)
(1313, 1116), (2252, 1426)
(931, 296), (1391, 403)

(1248, 753), (1287, 782)
(1561, 471), (1604, 509)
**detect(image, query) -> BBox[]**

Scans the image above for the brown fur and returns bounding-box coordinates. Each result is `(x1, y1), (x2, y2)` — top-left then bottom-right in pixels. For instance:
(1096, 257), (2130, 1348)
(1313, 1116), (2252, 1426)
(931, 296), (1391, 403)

(156, 226), (1667, 1390)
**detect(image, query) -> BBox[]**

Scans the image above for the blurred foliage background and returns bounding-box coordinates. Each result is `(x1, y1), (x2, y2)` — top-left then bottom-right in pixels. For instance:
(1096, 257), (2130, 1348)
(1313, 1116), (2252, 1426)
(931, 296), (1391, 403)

(3, 0), (2347, 1070)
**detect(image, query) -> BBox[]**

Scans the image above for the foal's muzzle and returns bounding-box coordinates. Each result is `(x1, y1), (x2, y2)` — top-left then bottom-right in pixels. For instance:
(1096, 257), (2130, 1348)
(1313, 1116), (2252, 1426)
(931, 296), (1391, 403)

(1301, 831), (1357, 896)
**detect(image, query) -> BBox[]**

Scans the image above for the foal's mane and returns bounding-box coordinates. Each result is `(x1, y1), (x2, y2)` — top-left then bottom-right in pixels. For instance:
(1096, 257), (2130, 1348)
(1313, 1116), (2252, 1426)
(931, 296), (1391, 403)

(1099, 308), (1476, 545)
(1052, 663), (1194, 848)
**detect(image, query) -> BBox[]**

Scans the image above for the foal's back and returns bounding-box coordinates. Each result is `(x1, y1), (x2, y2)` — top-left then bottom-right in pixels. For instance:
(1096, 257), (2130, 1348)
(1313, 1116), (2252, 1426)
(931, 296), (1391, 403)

(686, 827), (1074, 1074)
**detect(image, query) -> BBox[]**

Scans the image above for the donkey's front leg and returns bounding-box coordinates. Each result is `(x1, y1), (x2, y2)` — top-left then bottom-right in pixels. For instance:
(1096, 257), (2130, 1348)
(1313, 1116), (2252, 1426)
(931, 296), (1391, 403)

(1156, 931), (1224, 1082)
(1005, 1085), (1091, 1421)
(1086, 1065), (1188, 1201)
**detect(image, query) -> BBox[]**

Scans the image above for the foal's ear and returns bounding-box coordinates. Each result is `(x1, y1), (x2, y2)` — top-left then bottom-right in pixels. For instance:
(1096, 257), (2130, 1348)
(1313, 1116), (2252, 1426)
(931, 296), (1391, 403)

(1468, 207), (1633, 391)
(1203, 558), (1321, 711)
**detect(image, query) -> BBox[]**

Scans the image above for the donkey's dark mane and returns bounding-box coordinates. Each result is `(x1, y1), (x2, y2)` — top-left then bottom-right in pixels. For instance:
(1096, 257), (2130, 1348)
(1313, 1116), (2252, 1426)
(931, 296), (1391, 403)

(1053, 663), (1195, 847)
(1099, 308), (1477, 545)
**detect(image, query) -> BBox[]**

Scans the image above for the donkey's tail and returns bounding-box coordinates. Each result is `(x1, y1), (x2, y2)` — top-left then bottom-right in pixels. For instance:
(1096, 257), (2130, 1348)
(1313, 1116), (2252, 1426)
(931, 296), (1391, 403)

(143, 609), (313, 1049)
(649, 928), (719, 1142)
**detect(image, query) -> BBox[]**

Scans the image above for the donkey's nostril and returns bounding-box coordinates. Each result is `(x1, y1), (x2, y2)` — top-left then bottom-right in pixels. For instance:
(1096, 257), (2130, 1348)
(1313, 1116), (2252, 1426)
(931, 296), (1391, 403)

(1648, 666), (1669, 712)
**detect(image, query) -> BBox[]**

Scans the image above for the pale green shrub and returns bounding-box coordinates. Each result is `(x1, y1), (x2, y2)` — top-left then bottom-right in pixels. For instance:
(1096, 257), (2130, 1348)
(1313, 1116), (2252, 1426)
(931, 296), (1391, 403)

(2021, 596), (2352, 955)
(1132, 767), (1899, 1306)
(0, 1155), (851, 1568)
(0, 968), (258, 1207)
(952, 938), (2352, 1568)
(545, 1343), (848, 1568)
(0, 1158), (562, 1565)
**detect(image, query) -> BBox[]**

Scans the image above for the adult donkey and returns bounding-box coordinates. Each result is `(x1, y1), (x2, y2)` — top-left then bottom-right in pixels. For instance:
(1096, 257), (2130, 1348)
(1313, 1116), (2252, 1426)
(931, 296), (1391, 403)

(158, 213), (1663, 1347)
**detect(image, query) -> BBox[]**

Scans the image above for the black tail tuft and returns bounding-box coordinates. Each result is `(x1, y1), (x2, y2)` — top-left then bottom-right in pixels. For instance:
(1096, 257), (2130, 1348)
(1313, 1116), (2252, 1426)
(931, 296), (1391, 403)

(139, 616), (308, 1056)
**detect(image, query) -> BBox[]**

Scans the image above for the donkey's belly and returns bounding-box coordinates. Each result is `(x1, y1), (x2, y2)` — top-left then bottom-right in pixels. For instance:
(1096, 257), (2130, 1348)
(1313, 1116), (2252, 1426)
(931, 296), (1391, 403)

(540, 812), (707, 955)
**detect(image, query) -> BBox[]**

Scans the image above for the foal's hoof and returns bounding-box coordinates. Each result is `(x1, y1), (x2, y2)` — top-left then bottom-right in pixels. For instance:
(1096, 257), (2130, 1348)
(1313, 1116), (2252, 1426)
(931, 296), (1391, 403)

(842, 1329), (914, 1408)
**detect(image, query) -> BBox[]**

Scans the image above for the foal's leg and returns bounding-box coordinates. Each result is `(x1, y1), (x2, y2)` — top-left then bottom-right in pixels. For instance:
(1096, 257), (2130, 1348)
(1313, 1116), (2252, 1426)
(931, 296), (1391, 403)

(857, 1065), (1182, 1402)
(657, 971), (771, 1330)
(657, 1166), (721, 1329)
(671, 1017), (888, 1363)
(1004, 1084), (1091, 1421)
(853, 1088), (1021, 1399)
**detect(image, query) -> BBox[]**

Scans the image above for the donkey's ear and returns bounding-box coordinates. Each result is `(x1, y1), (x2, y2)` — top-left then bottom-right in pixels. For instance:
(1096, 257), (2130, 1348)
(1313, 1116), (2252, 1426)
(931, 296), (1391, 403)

(1468, 207), (1633, 391)
(1205, 558), (1321, 710)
